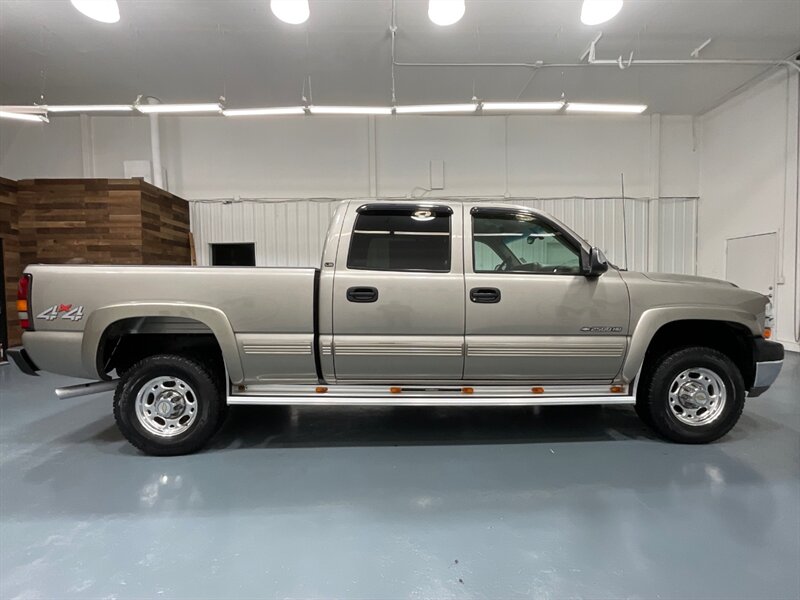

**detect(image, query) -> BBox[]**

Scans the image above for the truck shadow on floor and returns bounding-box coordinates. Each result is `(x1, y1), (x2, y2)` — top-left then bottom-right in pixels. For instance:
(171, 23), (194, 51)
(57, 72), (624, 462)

(207, 404), (657, 450)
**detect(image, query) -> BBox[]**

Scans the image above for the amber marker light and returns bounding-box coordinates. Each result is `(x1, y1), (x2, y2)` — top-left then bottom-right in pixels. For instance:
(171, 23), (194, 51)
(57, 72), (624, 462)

(315, 386), (328, 393)
(390, 387), (402, 394)
(531, 387), (545, 394)
(462, 387), (474, 395)
(763, 327), (772, 339)
(610, 385), (623, 393)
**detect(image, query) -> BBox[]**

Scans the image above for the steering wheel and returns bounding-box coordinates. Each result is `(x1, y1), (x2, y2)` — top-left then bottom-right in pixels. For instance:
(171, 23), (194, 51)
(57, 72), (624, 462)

(494, 257), (514, 271)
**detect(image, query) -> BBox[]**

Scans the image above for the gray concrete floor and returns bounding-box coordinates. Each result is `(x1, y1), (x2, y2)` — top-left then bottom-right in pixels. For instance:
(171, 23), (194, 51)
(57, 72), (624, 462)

(1, 355), (798, 600)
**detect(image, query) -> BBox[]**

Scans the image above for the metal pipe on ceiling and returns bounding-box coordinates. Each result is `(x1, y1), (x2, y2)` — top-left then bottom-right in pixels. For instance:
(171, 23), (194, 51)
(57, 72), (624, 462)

(392, 57), (800, 72)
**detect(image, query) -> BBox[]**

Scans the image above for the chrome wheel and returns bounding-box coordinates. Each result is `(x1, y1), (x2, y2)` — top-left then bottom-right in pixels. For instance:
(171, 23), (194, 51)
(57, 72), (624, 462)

(668, 367), (727, 426)
(135, 376), (198, 438)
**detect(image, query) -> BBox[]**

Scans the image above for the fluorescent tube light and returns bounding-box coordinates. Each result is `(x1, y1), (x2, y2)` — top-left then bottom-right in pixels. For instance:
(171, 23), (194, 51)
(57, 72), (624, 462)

(566, 102), (647, 114)
(482, 101), (565, 112)
(309, 105), (392, 115)
(223, 106), (306, 117)
(0, 111), (48, 123)
(270, 0), (309, 24)
(0, 106), (47, 114)
(70, 0), (120, 23)
(395, 104), (477, 114)
(428, 0), (465, 26)
(580, 0), (623, 25)
(136, 103), (222, 114)
(46, 105), (133, 113)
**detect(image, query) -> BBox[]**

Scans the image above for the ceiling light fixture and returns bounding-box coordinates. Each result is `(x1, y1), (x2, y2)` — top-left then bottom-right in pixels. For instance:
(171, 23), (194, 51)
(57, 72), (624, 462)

(223, 106), (306, 117)
(0, 111), (48, 123)
(428, 0), (465, 26)
(482, 101), (565, 112)
(580, 0), (623, 26)
(70, 0), (120, 24)
(308, 106), (393, 115)
(46, 105), (133, 113)
(136, 103), (222, 114)
(395, 103), (477, 114)
(270, 0), (310, 24)
(566, 102), (647, 114)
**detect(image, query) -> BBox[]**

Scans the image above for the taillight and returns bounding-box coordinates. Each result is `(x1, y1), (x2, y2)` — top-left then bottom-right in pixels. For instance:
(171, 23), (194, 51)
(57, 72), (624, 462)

(17, 274), (33, 331)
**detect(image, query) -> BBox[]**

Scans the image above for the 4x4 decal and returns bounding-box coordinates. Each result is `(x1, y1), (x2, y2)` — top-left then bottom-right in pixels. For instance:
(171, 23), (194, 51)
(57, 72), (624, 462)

(36, 304), (85, 322)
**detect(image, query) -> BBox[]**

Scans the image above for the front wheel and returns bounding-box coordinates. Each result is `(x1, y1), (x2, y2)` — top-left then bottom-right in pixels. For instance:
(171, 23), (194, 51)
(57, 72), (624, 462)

(637, 347), (745, 444)
(113, 354), (225, 456)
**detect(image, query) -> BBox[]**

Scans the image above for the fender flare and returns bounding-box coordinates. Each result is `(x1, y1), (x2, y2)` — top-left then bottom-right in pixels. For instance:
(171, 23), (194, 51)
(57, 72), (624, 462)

(82, 302), (244, 383)
(621, 306), (760, 382)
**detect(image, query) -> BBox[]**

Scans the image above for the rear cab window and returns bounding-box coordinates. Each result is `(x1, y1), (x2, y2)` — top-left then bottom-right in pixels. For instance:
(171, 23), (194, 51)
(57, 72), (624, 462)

(348, 205), (452, 272)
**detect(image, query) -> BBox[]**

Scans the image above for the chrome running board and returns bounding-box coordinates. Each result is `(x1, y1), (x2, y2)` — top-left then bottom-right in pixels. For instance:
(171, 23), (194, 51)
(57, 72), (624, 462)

(227, 383), (633, 406)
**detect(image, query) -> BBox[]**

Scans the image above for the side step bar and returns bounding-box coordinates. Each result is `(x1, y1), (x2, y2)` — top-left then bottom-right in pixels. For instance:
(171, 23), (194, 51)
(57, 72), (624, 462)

(55, 380), (119, 400)
(228, 383), (634, 407)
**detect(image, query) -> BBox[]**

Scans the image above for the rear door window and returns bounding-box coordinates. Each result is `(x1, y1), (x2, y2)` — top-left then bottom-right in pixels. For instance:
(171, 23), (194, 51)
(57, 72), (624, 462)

(348, 206), (452, 272)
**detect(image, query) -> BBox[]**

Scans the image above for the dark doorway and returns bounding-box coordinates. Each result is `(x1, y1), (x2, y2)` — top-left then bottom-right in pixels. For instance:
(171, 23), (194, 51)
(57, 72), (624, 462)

(0, 237), (7, 363)
(211, 243), (256, 267)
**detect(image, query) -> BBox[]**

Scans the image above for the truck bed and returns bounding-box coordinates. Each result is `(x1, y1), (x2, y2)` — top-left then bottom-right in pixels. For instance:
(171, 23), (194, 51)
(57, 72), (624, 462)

(22, 264), (318, 383)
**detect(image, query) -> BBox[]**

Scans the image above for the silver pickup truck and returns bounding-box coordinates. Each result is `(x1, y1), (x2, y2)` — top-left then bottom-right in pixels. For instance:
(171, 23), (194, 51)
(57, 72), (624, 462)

(10, 200), (784, 455)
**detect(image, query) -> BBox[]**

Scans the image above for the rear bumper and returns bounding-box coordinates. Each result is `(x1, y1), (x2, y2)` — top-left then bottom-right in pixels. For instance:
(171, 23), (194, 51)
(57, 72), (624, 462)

(748, 338), (784, 397)
(7, 347), (39, 376)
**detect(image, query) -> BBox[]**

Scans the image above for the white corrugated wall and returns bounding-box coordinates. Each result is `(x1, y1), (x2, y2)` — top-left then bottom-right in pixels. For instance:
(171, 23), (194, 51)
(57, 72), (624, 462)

(189, 197), (697, 274)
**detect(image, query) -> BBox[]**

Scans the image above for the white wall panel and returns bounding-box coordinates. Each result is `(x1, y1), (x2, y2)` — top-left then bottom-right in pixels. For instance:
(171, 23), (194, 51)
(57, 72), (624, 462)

(698, 70), (799, 350)
(658, 198), (697, 274)
(191, 196), (696, 275)
(190, 200), (340, 267)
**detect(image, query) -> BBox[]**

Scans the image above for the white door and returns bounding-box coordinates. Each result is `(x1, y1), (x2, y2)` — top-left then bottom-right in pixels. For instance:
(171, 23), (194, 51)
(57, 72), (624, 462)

(725, 233), (777, 301)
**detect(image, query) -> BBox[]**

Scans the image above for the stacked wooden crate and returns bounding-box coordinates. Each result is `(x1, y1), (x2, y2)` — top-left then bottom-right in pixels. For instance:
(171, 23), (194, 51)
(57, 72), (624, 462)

(0, 177), (20, 348)
(16, 179), (191, 266)
(0, 178), (191, 351)
(140, 181), (193, 265)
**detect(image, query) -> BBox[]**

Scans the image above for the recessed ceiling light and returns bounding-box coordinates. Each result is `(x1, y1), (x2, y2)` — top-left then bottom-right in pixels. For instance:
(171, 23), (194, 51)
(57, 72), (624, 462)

(270, 0), (310, 24)
(566, 102), (646, 114)
(136, 103), (222, 114)
(395, 104), (477, 114)
(482, 101), (565, 112)
(0, 111), (48, 123)
(580, 0), (623, 26)
(46, 105), (133, 113)
(223, 106), (306, 117)
(428, 0), (465, 26)
(70, 0), (120, 24)
(309, 106), (393, 115)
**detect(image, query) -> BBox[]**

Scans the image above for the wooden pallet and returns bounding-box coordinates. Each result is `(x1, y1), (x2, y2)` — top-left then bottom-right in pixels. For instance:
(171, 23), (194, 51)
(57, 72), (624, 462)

(0, 177), (20, 347)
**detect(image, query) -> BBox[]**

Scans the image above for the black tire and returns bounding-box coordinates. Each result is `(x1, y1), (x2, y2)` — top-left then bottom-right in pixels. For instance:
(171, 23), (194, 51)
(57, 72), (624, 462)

(638, 346), (745, 444)
(113, 354), (224, 456)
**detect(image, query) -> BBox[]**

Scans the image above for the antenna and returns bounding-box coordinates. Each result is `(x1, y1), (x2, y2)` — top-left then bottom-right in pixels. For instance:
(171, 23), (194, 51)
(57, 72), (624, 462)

(621, 173), (629, 270)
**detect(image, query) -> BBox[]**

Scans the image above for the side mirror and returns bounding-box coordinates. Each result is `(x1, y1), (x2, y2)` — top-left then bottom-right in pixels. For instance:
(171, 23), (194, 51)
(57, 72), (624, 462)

(581, 247), (609, 278)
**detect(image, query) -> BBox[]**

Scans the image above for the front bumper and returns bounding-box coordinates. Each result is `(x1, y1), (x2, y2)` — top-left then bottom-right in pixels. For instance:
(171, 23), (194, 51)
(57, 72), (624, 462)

(748, 338), (784, 397)
(7, 347), (39, 376)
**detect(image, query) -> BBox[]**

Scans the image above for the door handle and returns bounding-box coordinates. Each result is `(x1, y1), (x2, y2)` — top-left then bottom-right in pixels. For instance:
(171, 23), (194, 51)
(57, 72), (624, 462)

(470, 287), (501, 303)
(347, 286), (379, 303)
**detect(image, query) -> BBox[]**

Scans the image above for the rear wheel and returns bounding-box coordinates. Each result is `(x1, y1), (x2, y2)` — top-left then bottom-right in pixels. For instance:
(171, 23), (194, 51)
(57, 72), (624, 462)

(114, 354), (225, 456)
(637, 346), (745, 443)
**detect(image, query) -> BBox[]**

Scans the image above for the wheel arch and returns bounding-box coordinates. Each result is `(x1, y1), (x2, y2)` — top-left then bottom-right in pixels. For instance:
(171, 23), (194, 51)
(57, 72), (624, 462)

(82, 303), (244, 383)
(623, 307), (760, 385)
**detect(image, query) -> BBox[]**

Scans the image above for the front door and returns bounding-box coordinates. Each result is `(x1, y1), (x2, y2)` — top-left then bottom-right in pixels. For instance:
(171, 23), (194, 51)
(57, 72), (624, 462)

(464, 206), (630, 382)
(331, 203), (465, 382)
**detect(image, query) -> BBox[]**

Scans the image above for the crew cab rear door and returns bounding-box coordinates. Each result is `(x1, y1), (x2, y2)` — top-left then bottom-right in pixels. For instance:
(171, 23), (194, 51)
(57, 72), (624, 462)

(463, 206), (630, 382)
(331, 203), (465, 382)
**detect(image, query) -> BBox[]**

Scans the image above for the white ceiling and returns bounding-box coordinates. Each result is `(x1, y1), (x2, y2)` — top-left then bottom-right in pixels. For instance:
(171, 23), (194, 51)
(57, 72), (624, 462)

(0, 0), (798, 115)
